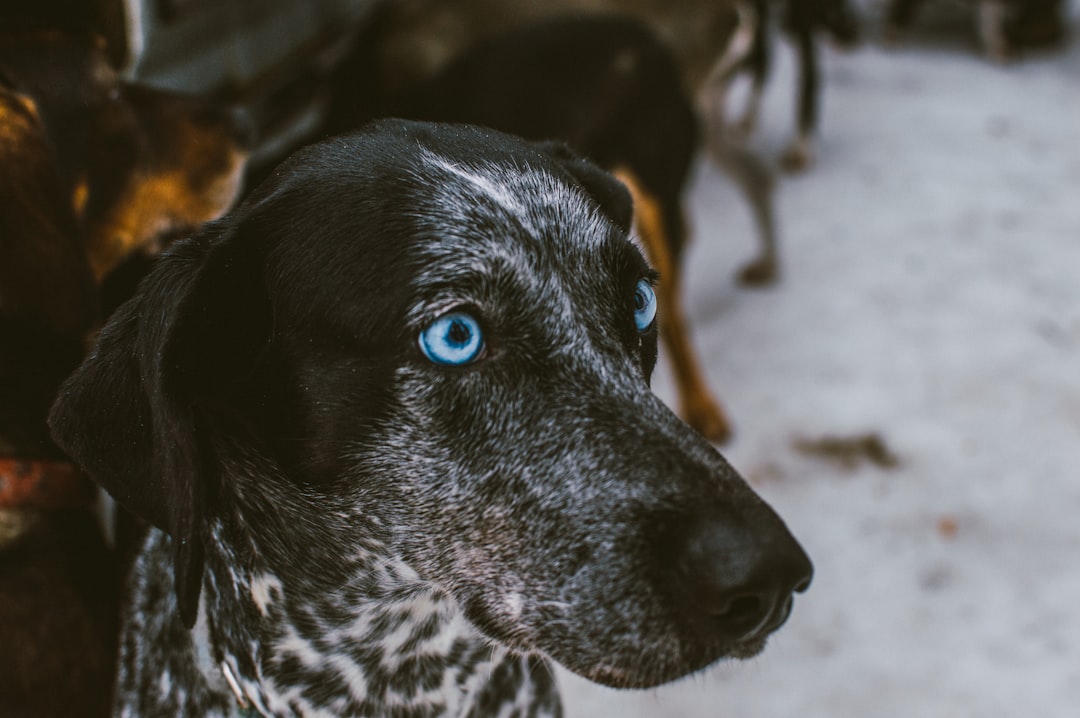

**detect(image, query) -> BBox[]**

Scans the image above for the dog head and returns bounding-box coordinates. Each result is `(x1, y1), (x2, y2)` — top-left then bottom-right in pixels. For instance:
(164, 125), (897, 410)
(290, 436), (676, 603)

(0, 32), (251, 283)
(0, 77), (97, 340)
(50, 120), (811, 689)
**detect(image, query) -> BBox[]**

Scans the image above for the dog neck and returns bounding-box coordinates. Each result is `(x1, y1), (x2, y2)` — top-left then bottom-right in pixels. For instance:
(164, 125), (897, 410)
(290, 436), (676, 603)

(194, 516), (523, 717)
(115, 442), (562, 716)
(119, 525), (557, 717)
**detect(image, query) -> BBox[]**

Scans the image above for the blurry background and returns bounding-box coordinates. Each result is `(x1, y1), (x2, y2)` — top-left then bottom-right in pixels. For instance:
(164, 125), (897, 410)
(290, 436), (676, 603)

(570, 2), (1079, 715)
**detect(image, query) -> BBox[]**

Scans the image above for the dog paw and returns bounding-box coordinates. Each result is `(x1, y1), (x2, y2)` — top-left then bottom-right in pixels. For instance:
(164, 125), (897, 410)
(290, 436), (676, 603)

(780, 142), (814, 173)
(737, 258), (779, 287)
(683, 400), (733, 444)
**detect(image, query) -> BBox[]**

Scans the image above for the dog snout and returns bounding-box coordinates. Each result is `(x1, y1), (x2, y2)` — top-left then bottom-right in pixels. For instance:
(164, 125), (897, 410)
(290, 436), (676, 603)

(223, 106), (258, 151)
(674, 506), (813, 643)
(125, 84), (258, 152)
(190, 103), (258, 151)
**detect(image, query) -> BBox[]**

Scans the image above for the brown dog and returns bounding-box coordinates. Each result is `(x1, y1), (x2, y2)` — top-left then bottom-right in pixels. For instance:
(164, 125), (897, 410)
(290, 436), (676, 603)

(0, 31), (250, 718)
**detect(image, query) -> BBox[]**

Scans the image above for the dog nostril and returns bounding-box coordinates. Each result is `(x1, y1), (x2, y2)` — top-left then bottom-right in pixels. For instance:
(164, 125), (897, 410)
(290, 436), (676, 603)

(712, 593), (766, 623)
(674, 506), (813, 640)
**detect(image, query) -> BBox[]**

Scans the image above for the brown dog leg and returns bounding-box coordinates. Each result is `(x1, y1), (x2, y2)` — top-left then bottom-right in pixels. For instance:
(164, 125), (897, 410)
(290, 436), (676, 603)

(709, 140), (780, 287)
(614, 169), (732, 443)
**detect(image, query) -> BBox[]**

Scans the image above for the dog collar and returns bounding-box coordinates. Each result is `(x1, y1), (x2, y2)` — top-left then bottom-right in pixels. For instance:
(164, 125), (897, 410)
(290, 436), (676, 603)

(0, 458), (95, 510)
(221, 662), (259, 718)
(192, 593), (273, 718)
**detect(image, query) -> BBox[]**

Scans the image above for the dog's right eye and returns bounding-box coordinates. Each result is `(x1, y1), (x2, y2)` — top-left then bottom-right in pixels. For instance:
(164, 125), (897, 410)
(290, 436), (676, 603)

(419, 312), (485, 366)
(633, 279), (657, 332)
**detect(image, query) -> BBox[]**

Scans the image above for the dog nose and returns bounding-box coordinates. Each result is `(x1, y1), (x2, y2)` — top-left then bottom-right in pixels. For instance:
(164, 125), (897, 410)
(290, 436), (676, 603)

(190, 104), (258, 151)
(224, 106), (258, 151)
(675, 507), (813, 641)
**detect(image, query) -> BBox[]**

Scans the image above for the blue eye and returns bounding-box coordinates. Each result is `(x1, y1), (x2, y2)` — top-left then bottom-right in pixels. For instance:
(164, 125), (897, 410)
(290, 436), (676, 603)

(419, 312), (484, 366)
(633, 279), (657, 332)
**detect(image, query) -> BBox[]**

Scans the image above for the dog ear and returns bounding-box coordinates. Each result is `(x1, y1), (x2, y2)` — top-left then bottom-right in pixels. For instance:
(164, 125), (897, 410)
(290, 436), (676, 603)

(533, 140), (634, 234)
(48, 218), (270, 628)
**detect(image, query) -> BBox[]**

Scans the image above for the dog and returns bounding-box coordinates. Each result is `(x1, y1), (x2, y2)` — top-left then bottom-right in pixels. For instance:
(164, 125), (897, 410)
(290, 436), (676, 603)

(715, 0), (861, 172)
(884, 0), (1066, 60)
(49, 119), (813, 717)
(368, 0), (751, 99)
(1, 30), (251, 717)
(0, 33), (251, 283)
(364, 0), (783, 282)
(327, 15), (740, 442)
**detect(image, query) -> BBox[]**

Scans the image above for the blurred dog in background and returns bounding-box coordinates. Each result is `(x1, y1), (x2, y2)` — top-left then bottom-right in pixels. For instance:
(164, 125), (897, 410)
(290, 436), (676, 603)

(0, 30), (250, 717)
(367, 0), (783, 281)
(715, 0), (861, 172)
(884, 0), (1066, 60)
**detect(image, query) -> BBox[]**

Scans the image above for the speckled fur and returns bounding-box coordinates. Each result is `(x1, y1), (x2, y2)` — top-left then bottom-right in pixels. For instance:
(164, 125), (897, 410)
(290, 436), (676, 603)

(116, 516), (557, 717)
(50, 121), (807, 717)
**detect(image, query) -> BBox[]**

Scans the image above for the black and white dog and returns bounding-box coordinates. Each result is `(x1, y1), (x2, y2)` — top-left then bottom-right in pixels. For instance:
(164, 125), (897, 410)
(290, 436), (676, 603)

(50, 120), (813, 717)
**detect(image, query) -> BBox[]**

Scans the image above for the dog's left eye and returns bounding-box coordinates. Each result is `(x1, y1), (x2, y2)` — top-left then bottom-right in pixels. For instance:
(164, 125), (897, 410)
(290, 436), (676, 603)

(633, 279), (657, 332)
(419, 311), (484, 366)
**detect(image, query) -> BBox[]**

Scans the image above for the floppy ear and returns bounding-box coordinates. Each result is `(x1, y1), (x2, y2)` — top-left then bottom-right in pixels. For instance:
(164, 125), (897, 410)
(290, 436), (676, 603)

(48, 218), (270, 627)
(533, 140), (634, 234)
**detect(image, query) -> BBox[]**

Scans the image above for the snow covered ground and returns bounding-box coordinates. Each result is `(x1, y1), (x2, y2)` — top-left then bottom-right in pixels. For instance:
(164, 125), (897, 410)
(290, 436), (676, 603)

(559, 2), (1080, 716)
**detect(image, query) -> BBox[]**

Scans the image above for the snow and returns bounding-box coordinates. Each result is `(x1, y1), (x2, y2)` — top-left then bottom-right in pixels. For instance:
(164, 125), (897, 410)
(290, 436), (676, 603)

(558, 2), (1080, 716)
